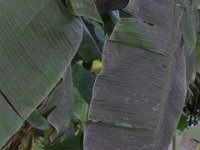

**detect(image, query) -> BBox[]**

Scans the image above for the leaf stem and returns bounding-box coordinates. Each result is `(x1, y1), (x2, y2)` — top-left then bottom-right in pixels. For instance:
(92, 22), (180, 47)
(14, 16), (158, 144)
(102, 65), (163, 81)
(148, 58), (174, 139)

(173, 135), (177, 150)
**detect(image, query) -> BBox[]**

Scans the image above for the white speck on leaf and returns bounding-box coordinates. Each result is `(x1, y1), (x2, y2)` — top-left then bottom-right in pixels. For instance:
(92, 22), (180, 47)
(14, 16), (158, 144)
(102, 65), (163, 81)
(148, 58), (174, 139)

(152, 104), (160, 111)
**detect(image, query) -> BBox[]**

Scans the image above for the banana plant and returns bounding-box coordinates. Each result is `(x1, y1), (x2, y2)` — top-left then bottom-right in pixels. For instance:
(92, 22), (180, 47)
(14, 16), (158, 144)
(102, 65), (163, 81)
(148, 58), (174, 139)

(0, 0), (199, 150)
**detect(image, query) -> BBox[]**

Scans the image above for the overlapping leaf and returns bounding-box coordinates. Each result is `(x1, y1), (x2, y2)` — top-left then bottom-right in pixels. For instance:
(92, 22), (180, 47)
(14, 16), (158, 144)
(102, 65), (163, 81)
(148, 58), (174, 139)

(78, 20), (101, 63)
(183, 0), (199, 54)
(70, 0), (102, 23)
(0, 0), (83, 148)
(45, 133), (83, 150)
(26, 110), (51, 131)
(41, 67), (73, 141)
(73, 87), (89, 124)
(73, 64), (95, 104)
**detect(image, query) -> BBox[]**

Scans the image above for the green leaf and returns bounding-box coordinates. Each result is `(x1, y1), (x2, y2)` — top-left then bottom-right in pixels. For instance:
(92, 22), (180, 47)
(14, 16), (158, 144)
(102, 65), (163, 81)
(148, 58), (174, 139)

(0, 0), (83, 148)
(0, 94), (23, 149)
(70, 0), (102, 23)
(78, 20), (101, 63)
(45, 134), (83, 150)
(185, 50), (196, 85)
(196, 30), (200, 71)
(109, 11), (120, 24)
(26, 110), (51, 131)
(100, 13), (116, 35)
(92, 21), (108, 49)
(73, 64), (95, 104)
(110, 19), (156, 53)
(183, 0), (198, 54)
(73, 87), (89, 123)
(172, 136), (177, 150)
(32, 139), (44, 150)
(177, 114), (188, 131)
(198, 0), (200, 9)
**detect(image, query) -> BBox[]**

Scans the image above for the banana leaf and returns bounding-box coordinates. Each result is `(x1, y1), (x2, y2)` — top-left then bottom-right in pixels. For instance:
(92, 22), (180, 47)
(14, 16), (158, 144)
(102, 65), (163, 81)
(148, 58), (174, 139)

(84, 1), (194, 149)
(0, 0), (83, 148)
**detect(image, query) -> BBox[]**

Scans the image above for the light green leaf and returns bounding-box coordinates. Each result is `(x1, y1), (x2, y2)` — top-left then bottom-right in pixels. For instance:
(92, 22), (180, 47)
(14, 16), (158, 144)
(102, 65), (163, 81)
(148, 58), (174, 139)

(32, 139), (44, 150)
(73, 87), (89, 123)
(45, 134), (83, 150)
(177, 114), (188, 131)
(70, 0), (102, 23)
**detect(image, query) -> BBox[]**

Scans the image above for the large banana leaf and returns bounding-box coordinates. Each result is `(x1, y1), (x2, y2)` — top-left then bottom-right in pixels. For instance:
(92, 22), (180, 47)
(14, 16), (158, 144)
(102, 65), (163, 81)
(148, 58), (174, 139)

(84, 1), (195, 149)
(0, 0), (83, 148)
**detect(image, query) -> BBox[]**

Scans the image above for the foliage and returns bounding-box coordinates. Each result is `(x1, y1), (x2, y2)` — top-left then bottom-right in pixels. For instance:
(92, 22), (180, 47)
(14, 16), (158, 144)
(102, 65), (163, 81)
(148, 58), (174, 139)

(0, 0), (199, 150)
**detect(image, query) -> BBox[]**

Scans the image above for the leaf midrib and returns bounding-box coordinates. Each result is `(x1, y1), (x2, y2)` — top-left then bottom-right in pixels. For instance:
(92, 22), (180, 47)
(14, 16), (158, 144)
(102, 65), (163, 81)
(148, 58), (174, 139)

(155, 0), (179, 144)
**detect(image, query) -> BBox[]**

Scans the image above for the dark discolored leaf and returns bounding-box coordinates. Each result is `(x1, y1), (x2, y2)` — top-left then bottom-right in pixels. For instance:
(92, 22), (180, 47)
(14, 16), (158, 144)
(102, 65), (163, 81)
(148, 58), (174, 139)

(124, 0), (174, 27)
(84, 1), (189, 149)
(84, 123), (154, 150)
(42, 67), (73, 141)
